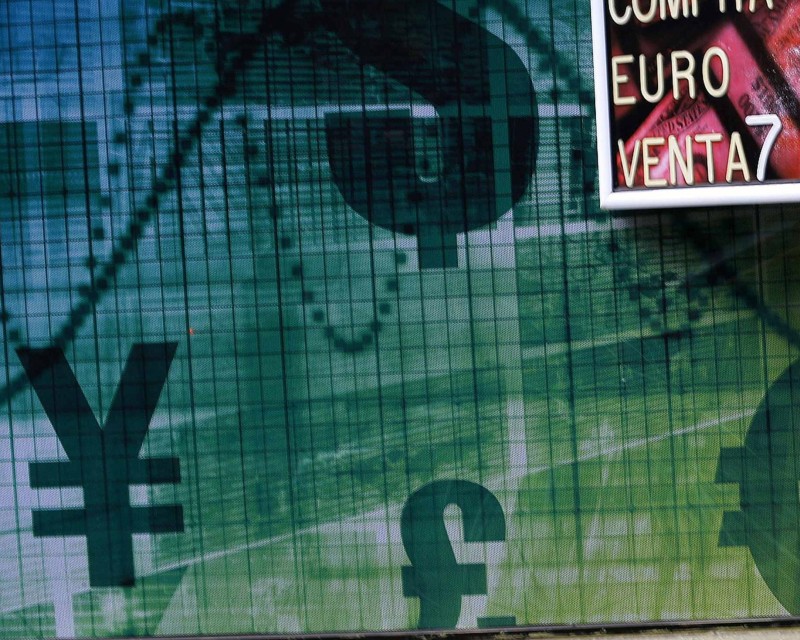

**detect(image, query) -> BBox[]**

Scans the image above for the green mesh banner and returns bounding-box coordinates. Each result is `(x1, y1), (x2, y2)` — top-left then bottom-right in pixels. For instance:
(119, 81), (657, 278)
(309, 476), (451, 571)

(0, 0), (799, 637)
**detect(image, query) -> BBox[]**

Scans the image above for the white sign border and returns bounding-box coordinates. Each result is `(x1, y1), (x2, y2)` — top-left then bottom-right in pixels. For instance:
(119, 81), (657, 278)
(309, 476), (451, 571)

(590, 0), (800, 210)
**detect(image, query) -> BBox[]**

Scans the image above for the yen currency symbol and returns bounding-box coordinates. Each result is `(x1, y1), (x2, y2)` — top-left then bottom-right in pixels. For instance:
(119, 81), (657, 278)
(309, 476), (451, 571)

(18, 342), (183, 588)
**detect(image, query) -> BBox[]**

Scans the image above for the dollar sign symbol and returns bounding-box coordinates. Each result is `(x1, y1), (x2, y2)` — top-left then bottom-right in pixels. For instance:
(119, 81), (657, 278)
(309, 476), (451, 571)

(401, 480), (506, 629)
(322, 0), (537, 269)
(717, 357), (800, 613)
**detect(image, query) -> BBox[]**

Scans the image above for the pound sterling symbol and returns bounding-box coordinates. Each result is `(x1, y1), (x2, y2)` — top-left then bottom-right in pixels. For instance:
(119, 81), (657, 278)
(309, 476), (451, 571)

(322, 0), (537, 269)
(401, 480), (506, 629)
(18, 342), (183, 588)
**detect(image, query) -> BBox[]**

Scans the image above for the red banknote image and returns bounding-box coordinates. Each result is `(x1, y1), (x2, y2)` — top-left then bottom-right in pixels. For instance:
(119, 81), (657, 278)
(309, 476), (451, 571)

(610, 0), (800, 189)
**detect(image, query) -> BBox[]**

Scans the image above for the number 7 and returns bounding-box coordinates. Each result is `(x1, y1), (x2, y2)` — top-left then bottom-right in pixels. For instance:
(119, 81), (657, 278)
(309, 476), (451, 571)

(746, 113), (782, 182)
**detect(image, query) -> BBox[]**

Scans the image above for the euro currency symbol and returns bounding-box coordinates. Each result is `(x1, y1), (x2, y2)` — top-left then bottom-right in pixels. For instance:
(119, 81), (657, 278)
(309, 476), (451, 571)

(322, 0), (537, 269)
(401, 480), (506, 628)
(18, 342), (182, 588)
(716, 358), (800, 613)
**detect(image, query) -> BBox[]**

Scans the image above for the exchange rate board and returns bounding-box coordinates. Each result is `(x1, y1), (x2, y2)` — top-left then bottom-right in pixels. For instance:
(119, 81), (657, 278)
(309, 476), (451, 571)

(1, 0), (800, 636)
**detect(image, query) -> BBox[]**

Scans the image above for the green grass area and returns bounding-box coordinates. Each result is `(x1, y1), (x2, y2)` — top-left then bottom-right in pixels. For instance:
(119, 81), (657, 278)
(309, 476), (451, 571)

(5, 240), (798, 636)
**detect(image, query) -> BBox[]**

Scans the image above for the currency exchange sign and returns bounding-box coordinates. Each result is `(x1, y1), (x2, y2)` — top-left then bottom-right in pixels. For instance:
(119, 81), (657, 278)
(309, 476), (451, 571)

(18, 343), (183, 588)
(591, 0), (800, 209)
